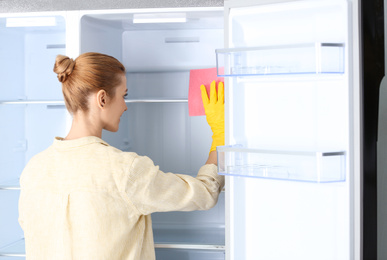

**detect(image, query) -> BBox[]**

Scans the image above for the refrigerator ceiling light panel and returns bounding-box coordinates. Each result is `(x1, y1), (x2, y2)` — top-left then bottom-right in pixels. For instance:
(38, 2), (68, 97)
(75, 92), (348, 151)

(6, 17), (56, 27)
(133, 13), (187, 24)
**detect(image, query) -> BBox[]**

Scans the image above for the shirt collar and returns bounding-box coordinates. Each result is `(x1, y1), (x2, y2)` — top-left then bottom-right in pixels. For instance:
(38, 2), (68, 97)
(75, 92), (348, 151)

(53, 136), (109, 150)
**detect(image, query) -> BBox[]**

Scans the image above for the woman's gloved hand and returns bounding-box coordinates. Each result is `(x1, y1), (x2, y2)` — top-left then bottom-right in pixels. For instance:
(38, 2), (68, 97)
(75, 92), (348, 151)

(200, 80), (225, 153)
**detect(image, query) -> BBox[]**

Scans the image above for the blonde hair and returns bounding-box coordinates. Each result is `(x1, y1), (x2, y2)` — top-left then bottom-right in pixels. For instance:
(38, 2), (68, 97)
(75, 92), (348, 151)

(53, 52), (126, 114)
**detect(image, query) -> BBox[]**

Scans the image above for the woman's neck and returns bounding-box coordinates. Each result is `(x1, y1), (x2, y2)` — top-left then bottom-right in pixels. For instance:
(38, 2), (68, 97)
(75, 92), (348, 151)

(65, 111), (102, 140)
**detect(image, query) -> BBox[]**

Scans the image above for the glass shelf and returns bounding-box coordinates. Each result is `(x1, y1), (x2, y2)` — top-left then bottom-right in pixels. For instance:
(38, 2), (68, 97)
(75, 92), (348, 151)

(155, 247), (225, 260)
(155, 244), (224, 250)
(0, 239), (25, 257)
(0, 100), (65, 105)
(0, 99), (188, 105)
(217, 145), (346, 183)
(0, 179), (20, 190)
(216, 43), (344, 77)
(0, 237), (223, 258)
(125, 98), (188, 103)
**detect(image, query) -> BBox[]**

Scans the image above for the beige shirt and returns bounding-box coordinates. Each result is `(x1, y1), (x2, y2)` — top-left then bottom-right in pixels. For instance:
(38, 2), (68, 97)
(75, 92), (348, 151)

(18, 136), (224, 260)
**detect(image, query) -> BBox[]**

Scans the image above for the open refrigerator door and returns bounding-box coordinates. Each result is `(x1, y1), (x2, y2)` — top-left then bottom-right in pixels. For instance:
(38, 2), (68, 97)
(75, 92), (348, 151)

(219, 0), (361, 259)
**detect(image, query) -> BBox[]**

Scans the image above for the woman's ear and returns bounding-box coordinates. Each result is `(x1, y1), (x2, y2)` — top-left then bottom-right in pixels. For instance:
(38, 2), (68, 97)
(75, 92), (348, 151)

(96, 89), (107, 109)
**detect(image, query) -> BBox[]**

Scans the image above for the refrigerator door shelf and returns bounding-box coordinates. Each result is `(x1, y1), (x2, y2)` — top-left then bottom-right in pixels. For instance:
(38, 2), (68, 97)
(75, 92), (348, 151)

(217, 145), (345, 183)
(216, 43), (344, 77)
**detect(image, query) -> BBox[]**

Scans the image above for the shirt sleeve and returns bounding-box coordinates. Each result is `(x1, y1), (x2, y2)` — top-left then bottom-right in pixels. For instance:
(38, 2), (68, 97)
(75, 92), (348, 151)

(124, 154), (225, 216)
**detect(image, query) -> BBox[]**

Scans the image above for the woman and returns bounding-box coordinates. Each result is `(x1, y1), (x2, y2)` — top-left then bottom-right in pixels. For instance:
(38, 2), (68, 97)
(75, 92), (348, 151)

(18, 52), (224, 260)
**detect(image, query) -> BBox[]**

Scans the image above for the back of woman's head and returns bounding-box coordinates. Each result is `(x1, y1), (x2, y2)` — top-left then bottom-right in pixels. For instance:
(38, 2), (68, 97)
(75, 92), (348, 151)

(53, 52), (126, 114)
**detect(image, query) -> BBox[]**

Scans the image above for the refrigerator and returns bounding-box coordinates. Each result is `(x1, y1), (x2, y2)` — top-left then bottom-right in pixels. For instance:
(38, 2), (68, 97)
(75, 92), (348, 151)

(0, 0), (384, 259)
(0, 7), (226, 260)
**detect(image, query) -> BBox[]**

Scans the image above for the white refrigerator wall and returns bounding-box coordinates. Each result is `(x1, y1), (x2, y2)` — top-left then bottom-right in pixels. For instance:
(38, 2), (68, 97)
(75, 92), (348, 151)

(224, 1), (353, 259)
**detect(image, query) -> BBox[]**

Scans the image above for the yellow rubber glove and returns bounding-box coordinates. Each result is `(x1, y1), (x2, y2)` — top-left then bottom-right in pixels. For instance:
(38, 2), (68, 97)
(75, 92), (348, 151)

(200, 80), (225, 153)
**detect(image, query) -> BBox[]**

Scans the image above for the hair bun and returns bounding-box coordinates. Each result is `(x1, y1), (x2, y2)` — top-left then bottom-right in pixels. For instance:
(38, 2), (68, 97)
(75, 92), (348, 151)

(53, 55), (75, 83)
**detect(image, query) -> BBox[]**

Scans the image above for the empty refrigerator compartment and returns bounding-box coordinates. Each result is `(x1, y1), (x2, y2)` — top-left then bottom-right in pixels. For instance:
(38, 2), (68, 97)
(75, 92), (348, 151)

(0, 104), (69, 186)
(153, 223), (225, 247)
(122, 29), (223, 72)
(0, 15), (66, 101)
(216, 43), (344, 77)
(0, 189), (23, 258)
(151, 194), (225, 250)
(217, 145), (345, 182)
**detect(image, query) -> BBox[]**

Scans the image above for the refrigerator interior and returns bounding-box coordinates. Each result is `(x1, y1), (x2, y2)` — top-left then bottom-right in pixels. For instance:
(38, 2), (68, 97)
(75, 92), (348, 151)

(222, 1), (352, 259)
(0, 15), (67, 258)
(80, 8), (225, 259)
